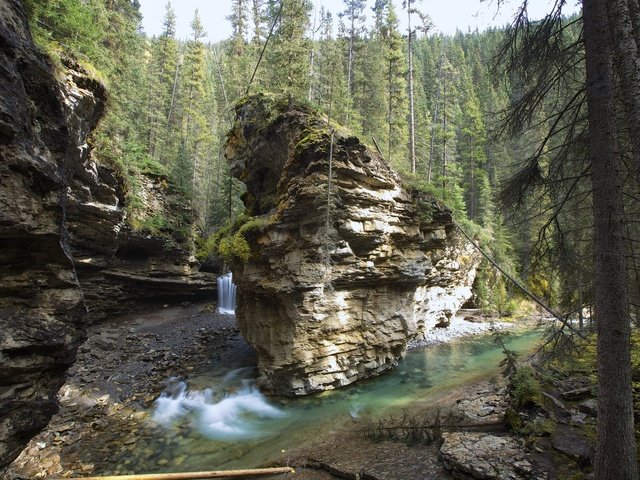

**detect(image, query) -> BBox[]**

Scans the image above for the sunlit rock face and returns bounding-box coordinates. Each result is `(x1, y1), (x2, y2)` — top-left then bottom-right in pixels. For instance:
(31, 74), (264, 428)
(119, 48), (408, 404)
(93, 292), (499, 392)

(226, 94), (479, 396)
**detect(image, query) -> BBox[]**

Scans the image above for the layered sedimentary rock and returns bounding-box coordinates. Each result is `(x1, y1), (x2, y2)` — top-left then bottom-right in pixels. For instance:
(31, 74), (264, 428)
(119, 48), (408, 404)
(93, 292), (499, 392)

(68, 164), (216, 322)
(225, 94), (480, 396)
(0, 3), (90, 469)
(0, 1), (214, 470)
(61, 68), (215, 320)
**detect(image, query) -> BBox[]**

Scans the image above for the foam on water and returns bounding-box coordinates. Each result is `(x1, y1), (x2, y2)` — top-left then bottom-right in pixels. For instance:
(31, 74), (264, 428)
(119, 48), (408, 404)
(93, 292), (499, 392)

(152, 377), (285, 441)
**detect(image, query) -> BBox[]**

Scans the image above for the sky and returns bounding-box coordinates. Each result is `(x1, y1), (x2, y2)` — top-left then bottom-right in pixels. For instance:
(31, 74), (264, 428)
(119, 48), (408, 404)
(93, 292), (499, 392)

(138, 0), (581, 42)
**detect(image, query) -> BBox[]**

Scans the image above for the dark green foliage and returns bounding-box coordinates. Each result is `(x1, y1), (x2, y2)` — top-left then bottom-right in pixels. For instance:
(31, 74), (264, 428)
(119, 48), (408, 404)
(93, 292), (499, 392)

(495, 331), (542, 423)
(494, 330), (520, 378)
(509, 366), (542, 410)
(171, 141), (194, 199)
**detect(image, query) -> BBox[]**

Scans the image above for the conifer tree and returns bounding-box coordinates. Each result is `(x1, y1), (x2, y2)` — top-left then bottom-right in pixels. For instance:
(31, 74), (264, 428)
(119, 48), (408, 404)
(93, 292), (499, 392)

(147, 2), (179, 162)
(310, 8), (351, 123)
(379, 0), (408, 167)
(177, 9), (214, 225)
(339, 0), (366, 99)
(266, 0), (313, 102)
(354, 23), (387, 146)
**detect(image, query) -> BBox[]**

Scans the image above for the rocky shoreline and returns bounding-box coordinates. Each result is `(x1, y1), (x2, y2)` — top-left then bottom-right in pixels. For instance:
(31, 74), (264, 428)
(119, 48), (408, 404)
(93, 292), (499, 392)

(408, 309), (514, 348)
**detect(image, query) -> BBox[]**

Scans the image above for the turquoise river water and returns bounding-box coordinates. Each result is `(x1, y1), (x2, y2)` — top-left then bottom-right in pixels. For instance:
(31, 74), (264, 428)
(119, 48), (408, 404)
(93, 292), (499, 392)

(135, 327), (542, 473)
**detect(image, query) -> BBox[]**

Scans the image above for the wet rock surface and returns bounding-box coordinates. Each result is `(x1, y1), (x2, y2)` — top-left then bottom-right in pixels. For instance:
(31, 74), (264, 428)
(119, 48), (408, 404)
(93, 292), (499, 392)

(287, 379), (540, 480)
(6, 303), (239, 479)
(225, 94), (480, 396)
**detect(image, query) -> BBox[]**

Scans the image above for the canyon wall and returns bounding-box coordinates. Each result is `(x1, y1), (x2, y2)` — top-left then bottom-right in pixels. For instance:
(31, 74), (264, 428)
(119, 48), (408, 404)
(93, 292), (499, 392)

(226, 94), (480, 396)
(0, 2), (90, 467)
(0, 1), (214, 470)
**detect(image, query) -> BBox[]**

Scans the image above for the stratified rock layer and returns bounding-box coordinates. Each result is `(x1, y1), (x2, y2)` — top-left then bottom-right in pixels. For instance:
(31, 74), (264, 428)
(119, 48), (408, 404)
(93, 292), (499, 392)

(0, 3), (89, 469)
(225, 94), (479, 396)
(0, 0), (215, 470)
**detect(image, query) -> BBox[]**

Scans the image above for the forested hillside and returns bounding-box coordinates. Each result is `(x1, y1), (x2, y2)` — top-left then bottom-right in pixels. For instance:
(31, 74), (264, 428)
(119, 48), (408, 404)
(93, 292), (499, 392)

(20, 0), (636, 319)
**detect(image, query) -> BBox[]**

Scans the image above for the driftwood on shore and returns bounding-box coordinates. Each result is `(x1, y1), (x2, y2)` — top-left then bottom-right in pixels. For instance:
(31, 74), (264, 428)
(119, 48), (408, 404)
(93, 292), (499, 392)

(71, 466), (295, 480)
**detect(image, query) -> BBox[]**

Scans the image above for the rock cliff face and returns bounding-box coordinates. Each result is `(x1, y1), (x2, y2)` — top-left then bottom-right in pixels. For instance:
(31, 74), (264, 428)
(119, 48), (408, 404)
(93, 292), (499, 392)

(0, 2), (90, 469)
(69, 164), (216, 322)
(225, 94), (479, 396)
(0, 0), (215, 470)
(62, 67), (215, 321)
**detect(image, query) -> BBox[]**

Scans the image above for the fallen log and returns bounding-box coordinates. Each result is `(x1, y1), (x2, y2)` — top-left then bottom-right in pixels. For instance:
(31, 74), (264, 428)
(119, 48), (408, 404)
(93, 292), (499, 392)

(71, 466), (295, 480)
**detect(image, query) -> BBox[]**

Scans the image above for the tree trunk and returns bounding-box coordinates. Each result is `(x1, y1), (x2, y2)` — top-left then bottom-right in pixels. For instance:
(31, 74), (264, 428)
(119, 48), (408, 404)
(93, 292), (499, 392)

(442, 69), (447, 192)
(388, 58), (393, 163)
(583, 1), (640, 478)
(308, 5), (317, 102)
(628, 0), (640, 48)
(427, 54), (444, 183)
(347, 9), (355, 96)
(607, 0), (640, 181)
(407, 1), (416, 173)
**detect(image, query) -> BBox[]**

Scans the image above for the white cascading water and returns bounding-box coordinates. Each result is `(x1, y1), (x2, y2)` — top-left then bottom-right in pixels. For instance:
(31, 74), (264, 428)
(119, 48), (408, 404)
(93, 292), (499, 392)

(217, 272), (236, 315)
(152, 371), (285, 440)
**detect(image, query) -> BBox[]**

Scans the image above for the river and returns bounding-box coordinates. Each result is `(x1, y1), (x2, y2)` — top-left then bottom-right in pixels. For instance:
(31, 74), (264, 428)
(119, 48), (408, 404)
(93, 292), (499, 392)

(144, 327), (541, 473)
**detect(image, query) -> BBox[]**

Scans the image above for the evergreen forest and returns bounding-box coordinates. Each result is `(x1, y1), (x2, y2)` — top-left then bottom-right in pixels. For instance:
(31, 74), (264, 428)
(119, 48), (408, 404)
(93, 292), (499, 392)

(23, 0), (605, 316)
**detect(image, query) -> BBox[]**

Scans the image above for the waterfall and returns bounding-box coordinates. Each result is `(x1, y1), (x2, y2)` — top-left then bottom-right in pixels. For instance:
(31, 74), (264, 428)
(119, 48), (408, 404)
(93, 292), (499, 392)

(217, 272), (236, 315)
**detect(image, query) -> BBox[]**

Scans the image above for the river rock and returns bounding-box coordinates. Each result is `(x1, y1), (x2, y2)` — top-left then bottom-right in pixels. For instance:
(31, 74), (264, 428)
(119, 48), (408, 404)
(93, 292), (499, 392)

(577, 398), (597, 416)
(440, 432), (539, 479)
(225, 94), (480, 395)
(550, 425), (593, 461)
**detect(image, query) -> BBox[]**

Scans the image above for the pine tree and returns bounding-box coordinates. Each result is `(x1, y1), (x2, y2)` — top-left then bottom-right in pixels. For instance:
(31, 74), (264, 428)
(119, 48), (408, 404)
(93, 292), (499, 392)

(175, 9), (214, 225)
(265, 0), (313, 102)
(379, 0), (408, 168)
(583, 1), (639, 476)
(339, 0), (366, 99)
(353, 24), (387, 146)
(147, 2), (179, 162)
(310, 8), (352, 124)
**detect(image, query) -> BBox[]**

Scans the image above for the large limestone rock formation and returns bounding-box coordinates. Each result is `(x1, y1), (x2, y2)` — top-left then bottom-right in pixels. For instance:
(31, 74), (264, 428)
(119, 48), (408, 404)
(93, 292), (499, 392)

(225, 94), (479, 396)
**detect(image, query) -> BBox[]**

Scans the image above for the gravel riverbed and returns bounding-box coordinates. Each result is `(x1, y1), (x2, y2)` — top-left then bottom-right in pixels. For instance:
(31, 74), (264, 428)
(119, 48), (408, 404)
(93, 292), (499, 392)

(6, 303), (241, 479)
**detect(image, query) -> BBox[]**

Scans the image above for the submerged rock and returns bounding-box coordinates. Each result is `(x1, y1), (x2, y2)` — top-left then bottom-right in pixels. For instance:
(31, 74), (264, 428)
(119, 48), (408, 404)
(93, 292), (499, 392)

(225, 94), (480, 396)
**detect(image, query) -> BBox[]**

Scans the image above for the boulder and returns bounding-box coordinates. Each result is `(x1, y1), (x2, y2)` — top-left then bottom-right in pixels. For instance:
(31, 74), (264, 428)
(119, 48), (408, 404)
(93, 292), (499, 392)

(440, 432), (540, 479)
(225, 94), (480, 395)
